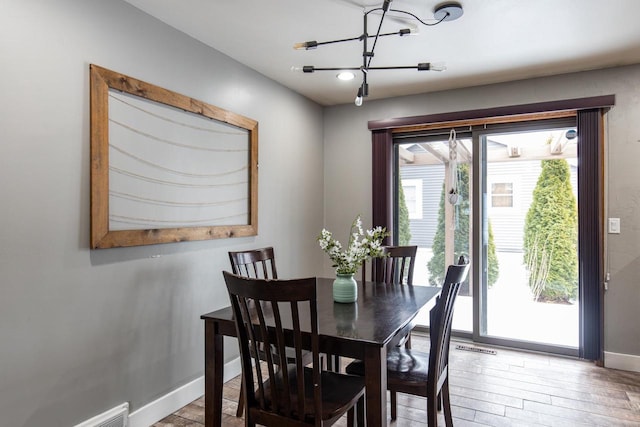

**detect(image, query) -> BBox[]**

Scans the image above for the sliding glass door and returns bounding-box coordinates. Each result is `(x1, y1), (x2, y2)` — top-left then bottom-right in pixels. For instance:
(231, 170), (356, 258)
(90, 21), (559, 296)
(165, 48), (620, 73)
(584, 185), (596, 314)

(394, 119), (581, 354)
(395, 131), (473, 333)
(477, 124), (579, 351)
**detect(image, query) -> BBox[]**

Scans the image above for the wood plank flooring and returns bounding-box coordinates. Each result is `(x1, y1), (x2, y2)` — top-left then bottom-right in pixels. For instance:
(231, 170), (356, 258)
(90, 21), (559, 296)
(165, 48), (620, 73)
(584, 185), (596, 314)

(153, 334), (640, 426)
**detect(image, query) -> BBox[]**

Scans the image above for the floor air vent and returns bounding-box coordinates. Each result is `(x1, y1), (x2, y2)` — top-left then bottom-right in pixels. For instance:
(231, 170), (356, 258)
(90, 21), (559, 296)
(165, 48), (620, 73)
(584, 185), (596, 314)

(75, 403), (129, 427)
(455, 344), (497, 355)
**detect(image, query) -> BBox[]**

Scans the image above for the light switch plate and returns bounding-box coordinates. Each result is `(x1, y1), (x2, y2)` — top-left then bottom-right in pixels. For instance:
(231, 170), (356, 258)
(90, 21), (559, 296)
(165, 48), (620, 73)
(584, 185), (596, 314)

(608, 218), (621, 234)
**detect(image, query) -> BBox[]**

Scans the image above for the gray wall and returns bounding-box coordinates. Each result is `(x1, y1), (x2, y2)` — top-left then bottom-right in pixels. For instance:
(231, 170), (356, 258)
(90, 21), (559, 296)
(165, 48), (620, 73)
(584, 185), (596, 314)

(0, 1), (324, 426)
(323, 65), (640, 359)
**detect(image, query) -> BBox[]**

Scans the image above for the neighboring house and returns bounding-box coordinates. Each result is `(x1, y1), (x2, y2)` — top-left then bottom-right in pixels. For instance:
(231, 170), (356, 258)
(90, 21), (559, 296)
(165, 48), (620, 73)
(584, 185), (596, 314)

(401, 158), (577, 252)
(401, 163), (444, 249)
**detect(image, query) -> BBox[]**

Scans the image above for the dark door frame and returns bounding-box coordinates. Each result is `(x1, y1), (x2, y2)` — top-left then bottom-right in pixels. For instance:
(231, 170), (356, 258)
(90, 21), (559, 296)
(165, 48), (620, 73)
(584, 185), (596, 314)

(370, 95), (614, 362)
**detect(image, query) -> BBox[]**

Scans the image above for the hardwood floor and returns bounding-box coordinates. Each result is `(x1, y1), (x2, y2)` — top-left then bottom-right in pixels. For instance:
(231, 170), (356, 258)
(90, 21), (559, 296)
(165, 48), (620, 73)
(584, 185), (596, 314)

(154, 333), (640, 426)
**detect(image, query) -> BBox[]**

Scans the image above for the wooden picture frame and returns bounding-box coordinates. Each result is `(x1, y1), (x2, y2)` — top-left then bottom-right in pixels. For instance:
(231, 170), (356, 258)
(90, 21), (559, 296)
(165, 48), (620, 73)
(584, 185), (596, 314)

(90, 64), (258, 248)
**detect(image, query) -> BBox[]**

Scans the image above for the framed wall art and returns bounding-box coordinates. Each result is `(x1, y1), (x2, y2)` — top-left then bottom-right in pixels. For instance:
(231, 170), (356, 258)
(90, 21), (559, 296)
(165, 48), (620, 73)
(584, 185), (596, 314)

(90, 64), (258, 248)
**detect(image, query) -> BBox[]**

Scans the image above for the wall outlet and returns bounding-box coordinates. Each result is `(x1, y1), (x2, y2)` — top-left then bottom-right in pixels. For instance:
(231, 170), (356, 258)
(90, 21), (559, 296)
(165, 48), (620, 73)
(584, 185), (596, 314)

(608, 218), (621, 234)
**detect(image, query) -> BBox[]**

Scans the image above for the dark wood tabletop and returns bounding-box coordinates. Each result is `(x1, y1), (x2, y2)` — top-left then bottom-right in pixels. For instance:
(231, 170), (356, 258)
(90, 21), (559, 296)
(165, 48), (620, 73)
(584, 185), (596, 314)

(201, 277), (440, 426)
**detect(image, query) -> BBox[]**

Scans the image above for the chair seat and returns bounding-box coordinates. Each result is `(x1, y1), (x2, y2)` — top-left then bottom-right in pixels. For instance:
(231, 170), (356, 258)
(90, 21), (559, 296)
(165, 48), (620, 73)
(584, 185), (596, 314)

(386, 348), (430, 384)
(260, 365), (365, 422)
(345, 347), (430, 385)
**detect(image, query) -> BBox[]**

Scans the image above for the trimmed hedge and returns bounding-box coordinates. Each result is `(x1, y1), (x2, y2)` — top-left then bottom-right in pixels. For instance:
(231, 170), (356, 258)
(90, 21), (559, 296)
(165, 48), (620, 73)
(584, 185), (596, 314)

(523, 159), (578, 302)
(398, 183), (412, 246)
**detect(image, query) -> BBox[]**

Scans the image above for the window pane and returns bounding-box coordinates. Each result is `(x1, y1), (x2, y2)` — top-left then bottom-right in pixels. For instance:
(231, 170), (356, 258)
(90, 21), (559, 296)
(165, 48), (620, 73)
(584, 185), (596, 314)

(491, 182), (513, 207)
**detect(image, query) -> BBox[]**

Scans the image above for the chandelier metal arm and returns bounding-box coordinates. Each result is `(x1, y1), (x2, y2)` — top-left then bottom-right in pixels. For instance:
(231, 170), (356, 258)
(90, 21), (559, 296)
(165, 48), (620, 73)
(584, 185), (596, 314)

(302, 66), (360, 72)
(295, 29), (413, 51)
(302, 62), (444, 74)
(370, 64), (434, 70)
(366, 6), (388, 69)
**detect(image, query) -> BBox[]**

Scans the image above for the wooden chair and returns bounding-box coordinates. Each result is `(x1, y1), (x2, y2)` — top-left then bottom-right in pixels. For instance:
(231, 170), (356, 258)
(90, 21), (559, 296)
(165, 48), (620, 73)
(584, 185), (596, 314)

(228, 247), (314, 417)
(223, 271), (365, 427)
(229, 246), (279, 279)
(347, 256), (470, 426)
(363, 245), (417, 348)
(363, 245), (418, 285)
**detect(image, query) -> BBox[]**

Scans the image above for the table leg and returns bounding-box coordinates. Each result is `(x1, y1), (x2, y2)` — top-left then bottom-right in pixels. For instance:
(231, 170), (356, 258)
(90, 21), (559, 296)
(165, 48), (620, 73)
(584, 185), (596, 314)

(204, 321), (224, 427)
(364, 345), (387, 427)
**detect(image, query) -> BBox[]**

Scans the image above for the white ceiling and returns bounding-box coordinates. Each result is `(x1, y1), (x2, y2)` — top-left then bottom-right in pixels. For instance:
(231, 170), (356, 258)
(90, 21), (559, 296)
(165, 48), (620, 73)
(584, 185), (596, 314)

(123, 0), (640, 106)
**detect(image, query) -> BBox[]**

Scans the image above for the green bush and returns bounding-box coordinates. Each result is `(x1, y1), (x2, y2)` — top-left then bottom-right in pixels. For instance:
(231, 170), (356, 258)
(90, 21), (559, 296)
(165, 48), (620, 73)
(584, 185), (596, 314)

(487, 220), (499, 287)
(523, 159), (578, 302)
(397, 183), (412, 246)
(427, 163), (499, 287)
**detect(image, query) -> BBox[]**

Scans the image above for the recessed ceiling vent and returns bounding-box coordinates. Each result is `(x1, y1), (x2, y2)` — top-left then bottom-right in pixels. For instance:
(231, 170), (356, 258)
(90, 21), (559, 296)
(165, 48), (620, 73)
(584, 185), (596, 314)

(74, 403), (129, 427)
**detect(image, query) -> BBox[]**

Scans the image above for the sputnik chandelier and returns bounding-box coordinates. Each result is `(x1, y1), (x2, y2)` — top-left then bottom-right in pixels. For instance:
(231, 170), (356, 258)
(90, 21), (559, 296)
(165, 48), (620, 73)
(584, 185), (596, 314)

(292, 1), (463, 106)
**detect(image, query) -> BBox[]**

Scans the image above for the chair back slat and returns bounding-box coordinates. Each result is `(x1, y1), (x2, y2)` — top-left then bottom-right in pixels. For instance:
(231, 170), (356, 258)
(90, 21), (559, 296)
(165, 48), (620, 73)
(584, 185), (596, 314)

(234, 295), (266, 408)
(364, 245), (417, 285)
(257, 300), (282, 410)
(289, 302), (306, 419)
(428, 256), (470, 388)
(229, 247), (278, 280)
(223, 271), (320, 424)
(265, 304), (284, 412)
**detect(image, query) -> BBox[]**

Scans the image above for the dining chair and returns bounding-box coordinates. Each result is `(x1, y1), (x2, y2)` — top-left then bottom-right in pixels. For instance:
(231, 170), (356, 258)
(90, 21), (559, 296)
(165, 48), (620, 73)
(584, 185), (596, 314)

(363, 245), (418, 348)
(362, 245), (418, 286)
(223, 271), (365, 427)
(347, 256), (470, 426)
(229, 247), (278, 416)
(228, 247), (316, 417)
(229, 246), (279, 279)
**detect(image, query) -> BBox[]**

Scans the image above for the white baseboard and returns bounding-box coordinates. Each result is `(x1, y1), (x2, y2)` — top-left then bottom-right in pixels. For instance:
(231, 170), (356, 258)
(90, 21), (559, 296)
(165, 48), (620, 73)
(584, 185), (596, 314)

(128, 357), (241, 427)
(604, 351), (640, 373)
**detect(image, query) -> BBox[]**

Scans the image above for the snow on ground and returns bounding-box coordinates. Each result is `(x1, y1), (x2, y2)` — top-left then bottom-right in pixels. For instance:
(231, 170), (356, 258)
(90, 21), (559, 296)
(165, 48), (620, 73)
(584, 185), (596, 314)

(413, 250), (578, 348)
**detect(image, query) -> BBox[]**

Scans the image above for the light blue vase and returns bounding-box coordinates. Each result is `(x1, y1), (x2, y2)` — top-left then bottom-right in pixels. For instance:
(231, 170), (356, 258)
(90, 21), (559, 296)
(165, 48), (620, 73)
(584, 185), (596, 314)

(333, 273), (358, 303)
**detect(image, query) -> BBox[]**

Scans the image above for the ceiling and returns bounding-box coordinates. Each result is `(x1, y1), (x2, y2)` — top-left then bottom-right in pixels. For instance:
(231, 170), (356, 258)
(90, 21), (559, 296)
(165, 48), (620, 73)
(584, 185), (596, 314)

(123, 0), (640, 106)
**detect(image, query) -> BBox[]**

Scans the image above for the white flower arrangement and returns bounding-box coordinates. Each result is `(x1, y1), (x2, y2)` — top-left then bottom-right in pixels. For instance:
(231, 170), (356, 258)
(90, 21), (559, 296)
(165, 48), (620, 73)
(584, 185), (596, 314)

(318, 215), (389, 275)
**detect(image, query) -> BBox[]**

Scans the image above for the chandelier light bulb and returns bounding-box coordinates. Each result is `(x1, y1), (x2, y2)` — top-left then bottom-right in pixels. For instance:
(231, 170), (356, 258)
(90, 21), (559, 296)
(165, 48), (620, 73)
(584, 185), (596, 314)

(293, 41), (318, 50)
(429, 62), (447, 72)
(337, 71), (355, 81)
(354, 95), (363, 106)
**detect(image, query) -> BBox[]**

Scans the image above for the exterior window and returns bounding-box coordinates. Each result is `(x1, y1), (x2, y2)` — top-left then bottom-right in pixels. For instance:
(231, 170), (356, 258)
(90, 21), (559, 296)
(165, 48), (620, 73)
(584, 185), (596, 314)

(491, 182), (513, 208)
(402, 179), (423, 219)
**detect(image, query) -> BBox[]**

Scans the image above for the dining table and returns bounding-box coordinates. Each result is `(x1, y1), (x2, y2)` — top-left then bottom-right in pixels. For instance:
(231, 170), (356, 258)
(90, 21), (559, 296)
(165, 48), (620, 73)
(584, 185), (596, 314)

(200, 277), (441, 427)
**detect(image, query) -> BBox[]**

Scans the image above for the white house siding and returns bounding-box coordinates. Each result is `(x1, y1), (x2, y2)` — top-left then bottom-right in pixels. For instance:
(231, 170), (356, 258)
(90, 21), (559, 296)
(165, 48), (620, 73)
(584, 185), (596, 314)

(401, 160), (577, 252)
(400, 164), (444, 248)
(488, 160), (541, 251)
(488, 160), (578, 252)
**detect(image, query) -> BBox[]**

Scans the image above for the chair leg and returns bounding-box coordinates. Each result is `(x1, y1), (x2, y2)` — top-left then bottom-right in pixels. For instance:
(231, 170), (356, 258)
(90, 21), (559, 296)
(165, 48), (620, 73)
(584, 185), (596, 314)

(347, 407), (354, 427)
(390, 390), (397, 420)
(442, 380), (453, 427)
(357, 396), (364, 426)
(236, 375), (245, 417)
(427, 393), (438, 427)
